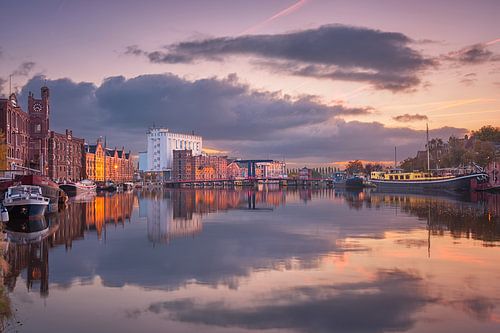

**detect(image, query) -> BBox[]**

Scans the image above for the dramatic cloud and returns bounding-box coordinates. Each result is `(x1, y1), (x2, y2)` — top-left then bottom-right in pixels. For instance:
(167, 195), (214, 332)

(0, 77), (6, 94)
(145, 270), (437, 333)
(127, 25), (435, 92)
(393, 113), (429, 122)
(18, 74), (467, 162)
(444, 43), (500, 65)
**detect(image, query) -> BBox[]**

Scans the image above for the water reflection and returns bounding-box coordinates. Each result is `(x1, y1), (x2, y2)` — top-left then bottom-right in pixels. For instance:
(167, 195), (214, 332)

(1, 188), (499, 333)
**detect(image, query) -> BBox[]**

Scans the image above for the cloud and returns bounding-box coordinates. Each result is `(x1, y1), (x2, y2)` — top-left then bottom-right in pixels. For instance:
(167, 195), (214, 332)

(444, 43), (500, 65)
(459, 72), (477, 86)
(393, 113), (428, 122)
(18, 74), (467, 162)
(11, 61), (36, 76)
(127, 24), (435, 92)
(145, 270), (437, 333)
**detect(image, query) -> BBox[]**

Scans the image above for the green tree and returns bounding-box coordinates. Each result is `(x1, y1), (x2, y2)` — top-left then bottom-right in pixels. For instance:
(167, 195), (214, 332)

(472, 125), (500, 142)
(345, 160), (364, 175)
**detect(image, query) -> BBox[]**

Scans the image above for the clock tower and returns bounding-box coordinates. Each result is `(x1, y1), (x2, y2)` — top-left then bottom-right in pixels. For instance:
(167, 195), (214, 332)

(28, 86), (50, 175)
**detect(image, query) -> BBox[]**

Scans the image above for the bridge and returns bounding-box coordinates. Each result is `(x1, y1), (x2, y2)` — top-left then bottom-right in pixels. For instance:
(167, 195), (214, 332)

(235, 159), (274, 178)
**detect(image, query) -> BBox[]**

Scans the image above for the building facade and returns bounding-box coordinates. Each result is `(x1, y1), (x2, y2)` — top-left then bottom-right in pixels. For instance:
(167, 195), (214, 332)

(0, 93), (30, 173)
(146, 127), (202, 179)
(84, 139), (134, 182)
(48, 130), (85, 182)
(172, 150), (228, 181)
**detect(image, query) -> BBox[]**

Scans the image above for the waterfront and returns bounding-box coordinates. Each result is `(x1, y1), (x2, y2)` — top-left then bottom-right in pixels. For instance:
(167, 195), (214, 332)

(1, 188), (499, 332)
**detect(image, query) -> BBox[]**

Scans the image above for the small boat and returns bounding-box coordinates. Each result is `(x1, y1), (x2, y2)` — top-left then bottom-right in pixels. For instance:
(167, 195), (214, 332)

(3, 185), (50, 219)
(123, 182), (134, 191)
(97, 180), (117, 192)
(59, 179), (97, 197)
(0, 175), (66, 213)
(333, 172), (364, 189)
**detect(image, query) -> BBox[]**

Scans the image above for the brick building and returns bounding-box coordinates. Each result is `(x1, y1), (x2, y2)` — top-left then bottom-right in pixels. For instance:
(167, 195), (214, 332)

(0, 93), (30, 173)
(48, 130), (85, 182)
(84, 139), (134, 182)
(172, 150), (228, 181)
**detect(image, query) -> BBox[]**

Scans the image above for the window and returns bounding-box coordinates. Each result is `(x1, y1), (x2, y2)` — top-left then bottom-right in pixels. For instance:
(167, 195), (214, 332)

(389, 176), (393, 180)
(35, 123), (41, 133)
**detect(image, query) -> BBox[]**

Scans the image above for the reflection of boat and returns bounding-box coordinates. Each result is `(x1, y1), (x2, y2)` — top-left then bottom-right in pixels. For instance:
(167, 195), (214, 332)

(59, 179), (96, 197)
(370, 170), (489, 193)
(3, 185), (50, 219)
(4, 215), (49, 242)
(70, 191), (97, 203)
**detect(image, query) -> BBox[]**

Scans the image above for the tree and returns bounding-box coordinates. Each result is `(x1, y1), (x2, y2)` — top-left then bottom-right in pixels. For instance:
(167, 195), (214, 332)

(345, 160), (364, 175)
(472, 125), (500, 142)
(364, 163), (384, 174)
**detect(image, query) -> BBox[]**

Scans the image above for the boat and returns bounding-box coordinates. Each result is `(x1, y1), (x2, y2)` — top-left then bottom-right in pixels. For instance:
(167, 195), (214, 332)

(97, 180), (117, 192)
(3, 185), (50, 219)
(0, 175), (67, 213)
(332, 172), (364, 189)
(59, 179), (97, 197)
(123, 182), (134, 191)
(370, 169), (489, 193)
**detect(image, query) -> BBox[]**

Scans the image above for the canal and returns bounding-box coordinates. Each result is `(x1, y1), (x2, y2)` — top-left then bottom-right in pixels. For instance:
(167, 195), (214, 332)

(1, 188), (499, 332)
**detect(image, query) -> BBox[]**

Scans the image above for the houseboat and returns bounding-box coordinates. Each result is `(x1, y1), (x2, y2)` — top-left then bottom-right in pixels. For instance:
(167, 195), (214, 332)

(370, 169), (489, 193)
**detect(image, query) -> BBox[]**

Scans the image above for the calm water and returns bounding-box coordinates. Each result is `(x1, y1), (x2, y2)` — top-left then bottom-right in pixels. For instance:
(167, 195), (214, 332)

(1, 188), (499, 333)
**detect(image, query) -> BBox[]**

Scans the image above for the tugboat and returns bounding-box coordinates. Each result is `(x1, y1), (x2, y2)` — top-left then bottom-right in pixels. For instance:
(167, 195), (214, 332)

(3, 185), (50, 219)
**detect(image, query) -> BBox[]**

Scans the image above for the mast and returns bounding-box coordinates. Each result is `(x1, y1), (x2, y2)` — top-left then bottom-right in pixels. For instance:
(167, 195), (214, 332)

(426, 123), (430, 171)
(394, 146), (397, 169)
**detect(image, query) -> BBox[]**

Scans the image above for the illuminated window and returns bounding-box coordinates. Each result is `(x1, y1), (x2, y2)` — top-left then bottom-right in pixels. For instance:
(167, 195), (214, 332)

(35, 123), (41, 133)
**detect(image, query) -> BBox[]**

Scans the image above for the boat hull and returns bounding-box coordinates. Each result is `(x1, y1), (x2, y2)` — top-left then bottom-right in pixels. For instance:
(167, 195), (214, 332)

(60, 183), (97, 197)
(4, 202), (48, 219)
(371, 173), (488, 193)
(334, 177), (364, 189)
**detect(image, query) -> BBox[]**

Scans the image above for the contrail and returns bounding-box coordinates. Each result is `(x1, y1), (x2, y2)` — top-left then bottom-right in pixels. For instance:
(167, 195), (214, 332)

(486, 38), (500, 46)
(241, 0), (309, 35)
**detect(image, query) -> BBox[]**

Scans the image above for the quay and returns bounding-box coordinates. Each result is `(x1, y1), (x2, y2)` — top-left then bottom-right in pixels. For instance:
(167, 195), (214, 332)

(162, 178), (334, 188)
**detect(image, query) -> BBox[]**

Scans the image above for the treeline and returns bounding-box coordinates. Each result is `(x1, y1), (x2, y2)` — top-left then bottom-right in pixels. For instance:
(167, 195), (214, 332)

(400, 125), (499, 171)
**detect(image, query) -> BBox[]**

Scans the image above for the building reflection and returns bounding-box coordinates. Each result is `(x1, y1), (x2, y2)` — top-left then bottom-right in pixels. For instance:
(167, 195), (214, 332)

(2, 192), (134, 296)
(138, 188), (286, 244)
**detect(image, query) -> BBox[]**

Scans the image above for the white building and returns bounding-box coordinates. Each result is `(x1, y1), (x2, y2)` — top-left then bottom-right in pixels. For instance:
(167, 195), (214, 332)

(146, 127), (202, 178)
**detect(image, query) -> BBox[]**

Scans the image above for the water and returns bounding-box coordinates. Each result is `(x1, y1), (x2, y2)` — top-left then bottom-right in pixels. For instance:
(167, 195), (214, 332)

(1, 188), (499, 333)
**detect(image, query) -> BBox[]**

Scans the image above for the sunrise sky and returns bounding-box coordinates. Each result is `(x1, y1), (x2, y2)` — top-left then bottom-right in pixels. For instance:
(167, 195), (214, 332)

(0, 0), (499, 165)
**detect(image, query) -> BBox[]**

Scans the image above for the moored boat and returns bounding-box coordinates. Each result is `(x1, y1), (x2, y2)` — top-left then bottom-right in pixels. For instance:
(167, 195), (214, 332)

(97, 180), (117, 192)
(59, 179), (97, 197)
(333, 172), (365, 189)
(370, 170), (489, 193)
(3, 185), (50, 219)
(0, 175), (67, 213)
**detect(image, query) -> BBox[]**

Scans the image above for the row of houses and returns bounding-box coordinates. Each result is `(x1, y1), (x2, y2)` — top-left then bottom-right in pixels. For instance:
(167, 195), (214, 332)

(0, 87), (134, 182)
(172, 149), (286, 181)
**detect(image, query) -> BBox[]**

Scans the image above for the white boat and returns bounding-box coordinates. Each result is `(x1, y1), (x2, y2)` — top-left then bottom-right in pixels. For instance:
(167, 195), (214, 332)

(60, 179), (97, 197)
(3, 185), (50, 219)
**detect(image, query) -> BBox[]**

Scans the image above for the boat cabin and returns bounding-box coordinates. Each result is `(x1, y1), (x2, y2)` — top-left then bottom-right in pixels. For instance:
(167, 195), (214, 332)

(370, 170), (451, 181)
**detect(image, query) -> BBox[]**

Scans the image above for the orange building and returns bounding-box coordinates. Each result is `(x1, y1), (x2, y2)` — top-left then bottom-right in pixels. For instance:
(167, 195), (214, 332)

(84, 139), (134, 182)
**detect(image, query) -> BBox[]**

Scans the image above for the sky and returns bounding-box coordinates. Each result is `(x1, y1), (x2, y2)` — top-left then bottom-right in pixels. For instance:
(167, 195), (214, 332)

(0, 0), (499, 165)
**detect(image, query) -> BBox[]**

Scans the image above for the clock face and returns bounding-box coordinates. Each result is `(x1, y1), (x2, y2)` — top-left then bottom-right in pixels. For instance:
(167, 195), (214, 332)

(33, 102), (42, 112)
